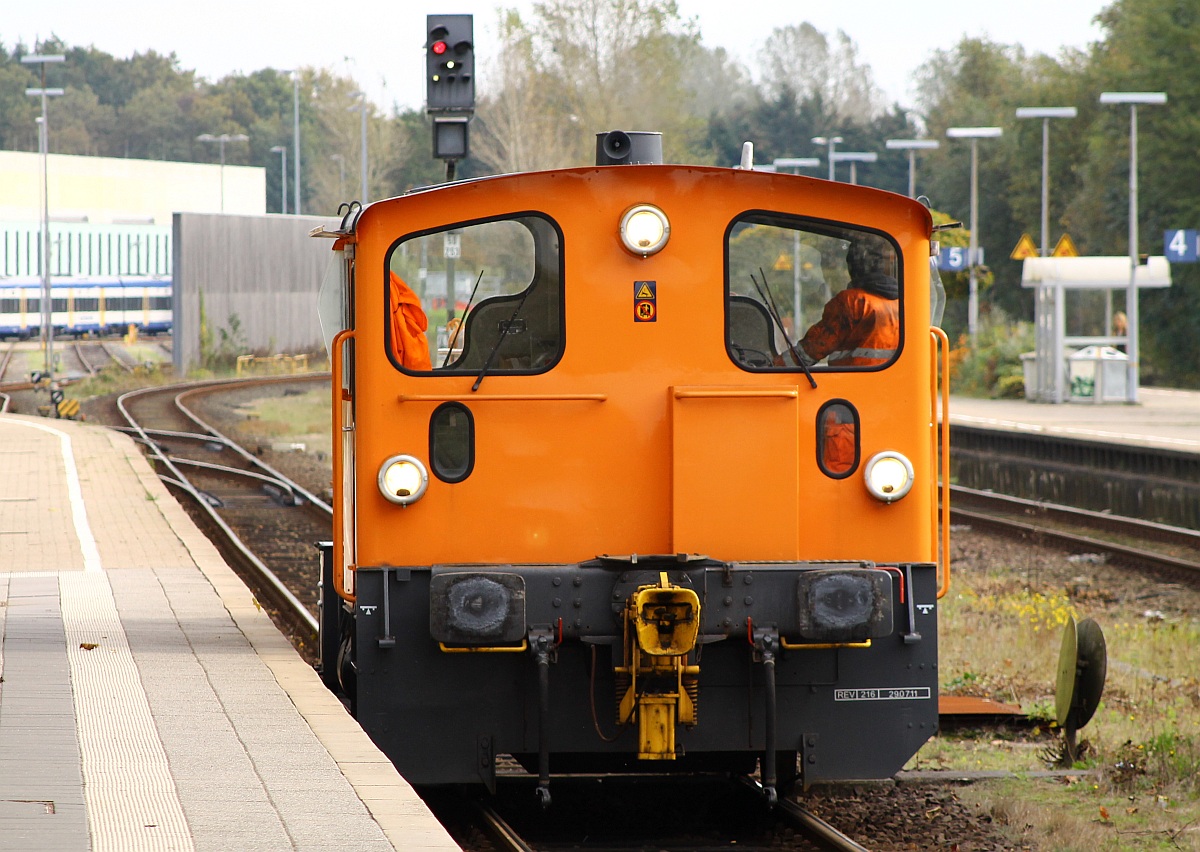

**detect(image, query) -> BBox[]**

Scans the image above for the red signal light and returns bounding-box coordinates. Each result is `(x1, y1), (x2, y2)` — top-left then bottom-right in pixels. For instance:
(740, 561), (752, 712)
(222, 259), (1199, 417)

(432, 40), (448, 55)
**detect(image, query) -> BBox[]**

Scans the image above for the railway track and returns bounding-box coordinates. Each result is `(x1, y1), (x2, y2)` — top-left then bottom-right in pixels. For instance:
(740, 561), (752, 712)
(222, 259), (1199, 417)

(0, 342), (13, 411)
(112, 375), (331, 651)
(430, 776), (872, 852)
(949, 484), (1200, 582)
(72, 339), (135, 375)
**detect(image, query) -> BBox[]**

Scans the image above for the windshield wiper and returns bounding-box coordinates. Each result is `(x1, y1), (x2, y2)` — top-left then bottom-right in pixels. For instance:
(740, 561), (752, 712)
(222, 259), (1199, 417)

(472, 280), (538, 392)
(751, 267), (816, 389)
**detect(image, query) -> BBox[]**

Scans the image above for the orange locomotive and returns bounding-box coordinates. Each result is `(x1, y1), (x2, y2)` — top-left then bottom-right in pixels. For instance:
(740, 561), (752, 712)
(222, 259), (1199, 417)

(317, 131), (951, 803)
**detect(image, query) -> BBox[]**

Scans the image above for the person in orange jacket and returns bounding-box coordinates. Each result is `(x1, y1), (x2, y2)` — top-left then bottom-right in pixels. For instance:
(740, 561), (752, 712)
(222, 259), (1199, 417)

(792, 234), (899, 368)
(389, 272), (432, 370)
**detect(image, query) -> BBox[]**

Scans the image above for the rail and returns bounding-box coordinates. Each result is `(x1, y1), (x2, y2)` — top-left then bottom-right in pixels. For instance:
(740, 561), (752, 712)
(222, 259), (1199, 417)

(116, 381), (322, 636)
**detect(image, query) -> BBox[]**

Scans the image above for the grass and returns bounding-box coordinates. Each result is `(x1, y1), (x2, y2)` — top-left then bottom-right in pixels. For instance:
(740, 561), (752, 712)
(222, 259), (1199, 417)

(66, 360), (177, 399)
(229, 387), (332, 459)
(925, 558), (1200, 849)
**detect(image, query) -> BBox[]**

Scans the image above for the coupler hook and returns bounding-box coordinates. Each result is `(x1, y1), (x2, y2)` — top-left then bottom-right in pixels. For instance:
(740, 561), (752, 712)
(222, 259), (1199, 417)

(529, 628), (557, 807)
(752, 626), (780, 806)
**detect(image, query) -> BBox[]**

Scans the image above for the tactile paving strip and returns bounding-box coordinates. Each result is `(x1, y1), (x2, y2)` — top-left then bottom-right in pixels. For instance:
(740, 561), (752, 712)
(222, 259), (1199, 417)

(60, 568), (194, 851)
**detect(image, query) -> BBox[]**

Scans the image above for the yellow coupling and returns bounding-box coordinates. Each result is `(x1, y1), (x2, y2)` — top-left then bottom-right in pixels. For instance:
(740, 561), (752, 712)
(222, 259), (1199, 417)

(616, 572), (701, 760)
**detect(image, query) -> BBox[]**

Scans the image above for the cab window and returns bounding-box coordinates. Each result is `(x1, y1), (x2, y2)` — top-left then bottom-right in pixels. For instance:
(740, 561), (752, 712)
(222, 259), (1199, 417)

(817, 400), (859, 477)
(726, 214), (901, 371)
(385, 214), (564, 374)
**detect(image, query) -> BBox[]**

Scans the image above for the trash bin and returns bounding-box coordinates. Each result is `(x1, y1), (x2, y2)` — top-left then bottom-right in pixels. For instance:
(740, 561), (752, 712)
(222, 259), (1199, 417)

(1068, 345), (1128, 402)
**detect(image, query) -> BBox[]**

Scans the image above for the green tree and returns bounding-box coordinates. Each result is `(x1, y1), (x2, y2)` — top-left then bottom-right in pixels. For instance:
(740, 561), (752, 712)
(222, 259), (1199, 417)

(914, 38), (1078, 339)
(1086, 0), (1200, 386)
(475, 0), (705, 169)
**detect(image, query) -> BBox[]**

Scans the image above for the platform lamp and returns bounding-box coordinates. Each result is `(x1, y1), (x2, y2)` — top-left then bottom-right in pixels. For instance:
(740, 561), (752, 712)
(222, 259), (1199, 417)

(946, 126), (1003, 345)
(291, 70), (302, 215)
(196, 133), (249, 213)
(1014, 107), (1077, 257)
(829, 151), (877, 186)
(885, 139), (939, 198)
(22, 52), (65, 383)
(1099, 91), (1167, 404)
(811, 135), (843, 181)
(348, 92), (369, 203)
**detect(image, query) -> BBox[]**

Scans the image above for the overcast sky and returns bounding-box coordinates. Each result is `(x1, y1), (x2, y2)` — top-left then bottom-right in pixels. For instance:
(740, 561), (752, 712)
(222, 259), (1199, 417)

(8, 1), (1110, 113)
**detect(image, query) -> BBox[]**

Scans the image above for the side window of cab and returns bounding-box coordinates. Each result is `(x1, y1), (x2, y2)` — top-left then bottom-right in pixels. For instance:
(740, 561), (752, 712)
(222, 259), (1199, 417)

(385, 214), (565, 375)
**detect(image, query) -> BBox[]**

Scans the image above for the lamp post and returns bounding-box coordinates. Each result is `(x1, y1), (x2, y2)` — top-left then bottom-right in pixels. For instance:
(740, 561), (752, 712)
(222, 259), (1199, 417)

(811, 135), (843, 181)
(270, 146), (288, 213)
(946, 126), (1003, 344)
(22, 52), (65, 382)
(1014, 107), (1077, 256)
(196, 132), (249, 213)
(292, 71), (302, 215)
(1100, 91), (1167, 404)
(774, 158), (821, 335)
(349, 92), (368, 203)
(829, 151), (877, 186)
(331, 154), (346, 200)
(885, 139), (939, 198)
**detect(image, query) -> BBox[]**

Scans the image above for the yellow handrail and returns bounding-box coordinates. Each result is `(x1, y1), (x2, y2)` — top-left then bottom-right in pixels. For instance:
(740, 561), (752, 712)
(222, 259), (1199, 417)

(779, 638), (872, 651)
(673, 387), (799, 399)
(438, 641), (529, 653)
(398, 393), (606, 402)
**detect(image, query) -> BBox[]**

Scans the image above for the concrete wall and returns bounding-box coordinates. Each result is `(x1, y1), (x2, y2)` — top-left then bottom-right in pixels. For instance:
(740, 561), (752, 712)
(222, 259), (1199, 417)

(172, 212), (339, 374)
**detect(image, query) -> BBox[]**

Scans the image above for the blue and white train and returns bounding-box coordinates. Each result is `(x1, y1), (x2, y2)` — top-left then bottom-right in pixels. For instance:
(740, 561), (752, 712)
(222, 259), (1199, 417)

(0, 276), (172, 339)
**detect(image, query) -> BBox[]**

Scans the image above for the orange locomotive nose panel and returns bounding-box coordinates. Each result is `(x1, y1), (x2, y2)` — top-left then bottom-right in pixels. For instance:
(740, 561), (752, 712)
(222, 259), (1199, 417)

(670, 385), (800, 559)
(350, 166), (934, 570)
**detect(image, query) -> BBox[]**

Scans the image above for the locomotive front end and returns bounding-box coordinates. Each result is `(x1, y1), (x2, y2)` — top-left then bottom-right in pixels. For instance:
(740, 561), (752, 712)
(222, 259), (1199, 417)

(319, 139), (950, 801)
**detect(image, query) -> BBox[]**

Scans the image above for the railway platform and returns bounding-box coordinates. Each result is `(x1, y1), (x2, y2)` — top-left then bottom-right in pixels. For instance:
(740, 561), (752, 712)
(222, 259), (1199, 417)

(946, 386), (1200, 454)
(0, 414), (461, 851)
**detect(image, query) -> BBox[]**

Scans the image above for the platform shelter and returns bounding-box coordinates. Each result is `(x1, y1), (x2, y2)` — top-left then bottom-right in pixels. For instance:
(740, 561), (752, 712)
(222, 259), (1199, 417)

(1021, 256), (1170, 404)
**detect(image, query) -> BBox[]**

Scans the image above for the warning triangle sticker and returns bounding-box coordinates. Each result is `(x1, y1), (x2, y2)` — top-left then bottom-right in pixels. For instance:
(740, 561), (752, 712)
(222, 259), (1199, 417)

(1010, 233), (1039, 260)
(1052, 234), (1079, 257)
(636, 282), (655, 299)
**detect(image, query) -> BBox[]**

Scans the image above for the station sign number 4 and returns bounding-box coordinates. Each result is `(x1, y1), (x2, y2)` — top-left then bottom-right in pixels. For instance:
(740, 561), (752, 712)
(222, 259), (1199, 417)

(1164, 229), (1198, 263)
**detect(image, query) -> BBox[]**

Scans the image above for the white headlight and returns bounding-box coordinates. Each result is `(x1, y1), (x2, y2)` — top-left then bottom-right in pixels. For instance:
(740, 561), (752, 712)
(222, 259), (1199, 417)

(863, 451), (914, 503)
(619, 204), (670, 256)
(378, 455), (429, 505)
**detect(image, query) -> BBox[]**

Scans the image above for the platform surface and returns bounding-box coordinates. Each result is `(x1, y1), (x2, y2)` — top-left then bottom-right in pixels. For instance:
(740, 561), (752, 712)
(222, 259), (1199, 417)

(946, 387), (1200, 453)
(0, 413), (461, 852)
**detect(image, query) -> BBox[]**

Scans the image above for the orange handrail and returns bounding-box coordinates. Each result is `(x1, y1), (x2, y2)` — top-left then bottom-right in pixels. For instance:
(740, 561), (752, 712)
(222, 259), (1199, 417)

(331, 328), (356, 601)
(930, 327), (951, 598)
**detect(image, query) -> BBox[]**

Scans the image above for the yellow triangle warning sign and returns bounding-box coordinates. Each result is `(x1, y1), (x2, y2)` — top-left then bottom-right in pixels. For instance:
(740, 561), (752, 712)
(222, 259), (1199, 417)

(1052, 234), (1079, 257)
(773, 253), (793, 271)
(635, 282), (655, 300)
(1010, 233), (1039, 260)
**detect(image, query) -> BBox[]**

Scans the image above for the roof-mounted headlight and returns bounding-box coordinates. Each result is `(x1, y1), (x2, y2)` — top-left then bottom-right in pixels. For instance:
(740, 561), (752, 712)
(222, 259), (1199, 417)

(378, 454), (429, 505)
(619, 204), (670, 257)
(863, 451), (914, 503)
